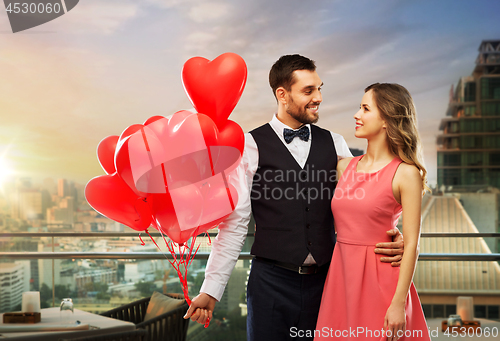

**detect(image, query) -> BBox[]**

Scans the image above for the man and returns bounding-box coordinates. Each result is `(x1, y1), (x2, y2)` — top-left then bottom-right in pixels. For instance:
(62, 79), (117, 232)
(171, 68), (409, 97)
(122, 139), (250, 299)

(184, 55), (403, 340)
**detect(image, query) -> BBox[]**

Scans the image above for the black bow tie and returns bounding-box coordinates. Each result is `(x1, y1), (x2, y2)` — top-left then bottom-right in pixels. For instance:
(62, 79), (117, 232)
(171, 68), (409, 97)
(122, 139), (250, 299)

(283, 126), (310, 144)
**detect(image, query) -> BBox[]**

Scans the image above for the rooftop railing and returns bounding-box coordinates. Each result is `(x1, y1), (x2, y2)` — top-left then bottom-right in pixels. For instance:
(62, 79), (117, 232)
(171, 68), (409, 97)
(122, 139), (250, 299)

(1, 231), (499, 316)
(1, 232), (500, 261)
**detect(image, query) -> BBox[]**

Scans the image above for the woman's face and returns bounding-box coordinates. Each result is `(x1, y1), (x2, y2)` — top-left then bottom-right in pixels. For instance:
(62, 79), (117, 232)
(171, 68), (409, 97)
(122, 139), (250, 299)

(353, 90), (386, 139)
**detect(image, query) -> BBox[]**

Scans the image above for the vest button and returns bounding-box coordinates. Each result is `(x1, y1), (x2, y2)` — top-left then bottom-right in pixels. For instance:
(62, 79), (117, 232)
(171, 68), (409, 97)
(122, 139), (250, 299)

(306, 224), (310, 229)
(305, 207), (309, 212)
(301, 173), (307, 180)
(308, 241), (312, 246)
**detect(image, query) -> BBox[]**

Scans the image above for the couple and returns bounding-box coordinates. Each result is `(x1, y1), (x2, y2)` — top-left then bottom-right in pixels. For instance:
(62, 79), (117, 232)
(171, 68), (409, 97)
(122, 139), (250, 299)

(184, 54), (430, 341)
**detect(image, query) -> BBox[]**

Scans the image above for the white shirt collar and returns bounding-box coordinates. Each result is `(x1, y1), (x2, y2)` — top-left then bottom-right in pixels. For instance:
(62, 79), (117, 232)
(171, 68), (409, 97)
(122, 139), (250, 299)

(269, 113), (312, 139)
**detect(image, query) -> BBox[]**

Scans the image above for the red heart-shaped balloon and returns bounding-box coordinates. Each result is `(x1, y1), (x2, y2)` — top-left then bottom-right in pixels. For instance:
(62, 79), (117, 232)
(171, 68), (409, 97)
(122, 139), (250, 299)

(182, 53), (247, 128)
(149, 174), (238, 244)
(116, 111), (241, 195)
(97, 135), (119, 174)
(85, 173), (152, 231)
(89, 110), (242, 243)
(114, 124), (154, 198)
(215, 120), (244, 173)
(112, 111), (241, 243)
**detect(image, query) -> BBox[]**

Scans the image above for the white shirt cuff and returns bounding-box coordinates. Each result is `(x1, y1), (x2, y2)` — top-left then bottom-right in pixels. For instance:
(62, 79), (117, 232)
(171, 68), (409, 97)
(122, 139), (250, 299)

(200, 279), (227, 302)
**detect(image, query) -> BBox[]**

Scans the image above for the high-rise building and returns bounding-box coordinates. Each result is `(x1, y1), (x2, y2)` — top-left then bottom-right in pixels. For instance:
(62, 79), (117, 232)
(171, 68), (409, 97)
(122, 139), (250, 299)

(0, 262), (30, 313)
(47, 197), (74, 225)
(10, 190), (43, 220)
(74, 269), (117, 294)
(437, 40), (500, 189)
(58, 179), (68, 198)
(0, 239), (40, 289)
(37, 242), (61, 288)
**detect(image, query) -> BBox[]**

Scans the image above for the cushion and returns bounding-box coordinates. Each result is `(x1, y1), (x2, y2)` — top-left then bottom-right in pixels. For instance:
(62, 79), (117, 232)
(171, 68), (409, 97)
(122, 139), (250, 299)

(143, 291), (186, 322)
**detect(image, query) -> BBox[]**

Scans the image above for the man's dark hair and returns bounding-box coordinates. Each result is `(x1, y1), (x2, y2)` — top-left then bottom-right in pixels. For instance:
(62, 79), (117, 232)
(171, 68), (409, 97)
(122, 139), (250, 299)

(269, 54), (316, 99)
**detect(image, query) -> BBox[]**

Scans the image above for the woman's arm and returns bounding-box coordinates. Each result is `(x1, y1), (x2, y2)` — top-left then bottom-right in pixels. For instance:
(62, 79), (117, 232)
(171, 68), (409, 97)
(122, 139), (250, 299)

(336, 157), (353, 179)
(384, 163), (423, 340)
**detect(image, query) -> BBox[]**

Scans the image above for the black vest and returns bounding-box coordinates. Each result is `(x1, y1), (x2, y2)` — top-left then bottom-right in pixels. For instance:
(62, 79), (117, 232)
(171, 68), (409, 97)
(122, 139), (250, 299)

(249, 124), (338, 266)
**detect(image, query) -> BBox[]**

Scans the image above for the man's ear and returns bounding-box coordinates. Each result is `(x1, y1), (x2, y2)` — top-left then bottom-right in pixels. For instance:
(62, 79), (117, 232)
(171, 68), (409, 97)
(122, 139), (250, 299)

(276, 87), (287, 104)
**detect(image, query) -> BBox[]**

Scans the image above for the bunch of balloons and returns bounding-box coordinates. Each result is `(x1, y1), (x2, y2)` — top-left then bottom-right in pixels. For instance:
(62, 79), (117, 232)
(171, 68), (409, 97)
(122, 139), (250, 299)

(85, 53), (247, 313)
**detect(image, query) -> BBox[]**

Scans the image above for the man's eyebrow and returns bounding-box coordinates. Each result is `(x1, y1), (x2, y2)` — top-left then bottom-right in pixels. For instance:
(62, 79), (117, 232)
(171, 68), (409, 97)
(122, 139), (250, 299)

(302, 83), (324, 91)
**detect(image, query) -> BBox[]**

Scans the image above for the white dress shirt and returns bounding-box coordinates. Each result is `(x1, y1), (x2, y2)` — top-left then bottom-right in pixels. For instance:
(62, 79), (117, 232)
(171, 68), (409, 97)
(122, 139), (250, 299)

(200, 114), (353, 301)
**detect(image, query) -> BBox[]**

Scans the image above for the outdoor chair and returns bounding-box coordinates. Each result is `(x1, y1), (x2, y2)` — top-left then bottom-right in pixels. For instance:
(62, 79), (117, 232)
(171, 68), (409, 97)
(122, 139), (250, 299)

(100, 293), (189, 341)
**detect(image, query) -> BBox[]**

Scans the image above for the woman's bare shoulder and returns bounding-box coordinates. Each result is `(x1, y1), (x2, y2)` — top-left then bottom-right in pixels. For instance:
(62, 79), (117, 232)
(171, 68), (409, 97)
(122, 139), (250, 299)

(397, 162), (421, 179)
(395, 162), (422, 189)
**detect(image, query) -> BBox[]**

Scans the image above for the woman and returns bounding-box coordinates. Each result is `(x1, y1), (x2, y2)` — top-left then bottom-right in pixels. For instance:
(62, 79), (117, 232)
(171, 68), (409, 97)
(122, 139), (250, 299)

(314, 83), (430, 340)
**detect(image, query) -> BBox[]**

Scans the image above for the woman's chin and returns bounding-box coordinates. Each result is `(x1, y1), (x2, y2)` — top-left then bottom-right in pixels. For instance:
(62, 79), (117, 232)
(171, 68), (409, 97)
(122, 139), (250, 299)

(354, 131), (364, 139)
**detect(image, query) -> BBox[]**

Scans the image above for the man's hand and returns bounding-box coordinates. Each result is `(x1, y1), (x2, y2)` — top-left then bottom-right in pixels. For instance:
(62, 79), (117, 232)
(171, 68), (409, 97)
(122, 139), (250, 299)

(374, 228), (404, 267)
(183, 293), (217, 325)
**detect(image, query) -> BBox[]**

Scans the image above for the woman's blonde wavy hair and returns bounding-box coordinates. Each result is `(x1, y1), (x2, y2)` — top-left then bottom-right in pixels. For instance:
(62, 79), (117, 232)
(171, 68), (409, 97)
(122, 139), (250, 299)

(365, 83), (431, 194)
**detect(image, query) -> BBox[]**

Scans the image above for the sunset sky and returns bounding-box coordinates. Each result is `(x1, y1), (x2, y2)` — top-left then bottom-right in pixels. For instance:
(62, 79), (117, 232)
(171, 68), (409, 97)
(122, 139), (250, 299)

(1, 0), (500, 186)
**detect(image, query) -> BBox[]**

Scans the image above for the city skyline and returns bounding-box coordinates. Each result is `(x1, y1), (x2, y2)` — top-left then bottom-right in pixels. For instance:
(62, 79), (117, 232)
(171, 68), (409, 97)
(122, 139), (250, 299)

(1, 0), (500, 186)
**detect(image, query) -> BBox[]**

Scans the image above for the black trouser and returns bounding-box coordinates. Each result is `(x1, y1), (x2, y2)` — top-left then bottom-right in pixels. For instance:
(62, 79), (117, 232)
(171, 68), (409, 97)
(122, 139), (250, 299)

(247, 257), (329, 341)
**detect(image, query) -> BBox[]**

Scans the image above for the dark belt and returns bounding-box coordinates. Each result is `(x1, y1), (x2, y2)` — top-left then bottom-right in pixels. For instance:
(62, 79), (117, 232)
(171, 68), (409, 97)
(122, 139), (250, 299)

(255, 257), (327, 275)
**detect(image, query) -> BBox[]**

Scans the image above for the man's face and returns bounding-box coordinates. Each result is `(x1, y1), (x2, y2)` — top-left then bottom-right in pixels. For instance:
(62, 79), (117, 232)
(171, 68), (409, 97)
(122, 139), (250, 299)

(285, 70), (323, 125)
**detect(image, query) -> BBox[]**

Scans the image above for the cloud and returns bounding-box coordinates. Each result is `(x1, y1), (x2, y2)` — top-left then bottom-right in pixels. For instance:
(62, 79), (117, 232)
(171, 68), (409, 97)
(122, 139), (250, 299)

(188, 2), (230, 23)
(58, 0), (140, 34)
(2, 0), (499, 185)
(0, 37), (182, 182)
(185, 31), (218, 51)
(145, 0), (186, 9)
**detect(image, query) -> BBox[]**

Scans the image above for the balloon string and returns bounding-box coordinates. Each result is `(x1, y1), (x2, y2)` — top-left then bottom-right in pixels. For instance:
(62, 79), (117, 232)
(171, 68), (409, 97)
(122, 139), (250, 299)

(145, 228), (211, 326)
(182, 237), (193, 276)
(189, 243), (201, 268)
(158, 230), (180, 272)
(144, 229), (178, 273)
(184, 235), (209, 328)
(145, 229), (162, 250)
(144, 228), (210, 327)
(186, 227), (199, 268)
(159, 231), (175, 263)
(157, 230), (192, 306)
(187, 231), (210, 327)
(138, 233), (145, 246)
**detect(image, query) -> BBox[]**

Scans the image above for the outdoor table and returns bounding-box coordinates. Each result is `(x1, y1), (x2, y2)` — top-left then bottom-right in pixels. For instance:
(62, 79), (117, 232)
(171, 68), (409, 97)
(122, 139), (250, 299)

(0, 307), (136, 340)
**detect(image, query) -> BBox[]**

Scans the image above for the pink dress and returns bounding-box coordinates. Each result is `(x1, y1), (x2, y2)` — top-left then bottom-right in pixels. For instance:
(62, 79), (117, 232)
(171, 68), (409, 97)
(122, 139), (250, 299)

(314, 156), (430, 340)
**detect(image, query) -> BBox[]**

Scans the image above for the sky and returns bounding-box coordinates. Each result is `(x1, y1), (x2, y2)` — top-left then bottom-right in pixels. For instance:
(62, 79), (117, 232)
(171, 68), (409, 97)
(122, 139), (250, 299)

(1, 0), (500, 187)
